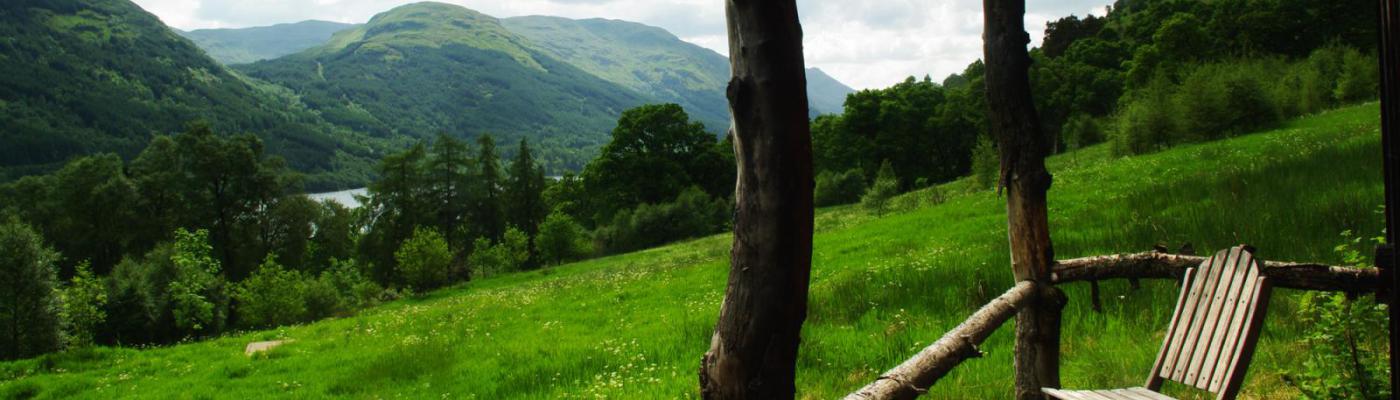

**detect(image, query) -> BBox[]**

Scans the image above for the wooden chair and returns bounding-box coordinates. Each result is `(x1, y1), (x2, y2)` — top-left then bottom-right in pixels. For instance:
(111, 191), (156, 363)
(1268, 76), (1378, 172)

(1043, 246), (1273, 400)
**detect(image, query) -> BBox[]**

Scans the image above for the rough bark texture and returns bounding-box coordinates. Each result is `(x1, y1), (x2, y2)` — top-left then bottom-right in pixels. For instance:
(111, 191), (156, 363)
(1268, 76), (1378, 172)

(1376, 0), (1400, 394)
(1052, 252), (1381, 293)
(844, 282), (1039, 400)
(699, 1), (813, 399)
(983, 1), (1061, 398)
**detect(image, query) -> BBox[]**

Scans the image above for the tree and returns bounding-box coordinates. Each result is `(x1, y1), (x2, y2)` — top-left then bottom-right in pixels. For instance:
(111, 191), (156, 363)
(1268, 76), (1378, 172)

(233, 256), (308, 328)
(814, 168), (867, 207)
(59, 262), (107, 348)
(360, 143), (430, 284)
(475, 134), (506, 241)
(506, 139), (548, 241)
(167, 229), (228, 336)
(700, 0), (814, 397)
(309, 200), (358, 270)
(395, 227), (452, 291)
(861, 161), (900, 216)
(583, 104), (729, 221)
(0, 219), (61, 360)
(426, 133), (474, 253)
(535, 209), (588, 266)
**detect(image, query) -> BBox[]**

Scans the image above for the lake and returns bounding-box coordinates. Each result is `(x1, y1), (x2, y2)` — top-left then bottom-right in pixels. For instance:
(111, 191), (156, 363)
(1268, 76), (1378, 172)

(307, 187), (367, 208)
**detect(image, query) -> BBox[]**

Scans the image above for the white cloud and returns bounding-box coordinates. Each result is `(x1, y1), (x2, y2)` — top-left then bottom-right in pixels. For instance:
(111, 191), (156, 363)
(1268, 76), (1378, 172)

(130, 0), (1112, 89)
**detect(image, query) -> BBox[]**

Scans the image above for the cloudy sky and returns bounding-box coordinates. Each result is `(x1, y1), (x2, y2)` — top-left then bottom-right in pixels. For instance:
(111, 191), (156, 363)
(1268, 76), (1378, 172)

(131, 0), (1111, 90)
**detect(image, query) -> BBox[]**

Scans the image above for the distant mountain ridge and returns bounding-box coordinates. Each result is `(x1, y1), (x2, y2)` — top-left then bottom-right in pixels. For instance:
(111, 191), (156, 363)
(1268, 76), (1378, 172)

(178, 20), (356, 65)
(0, 0), (382, 189)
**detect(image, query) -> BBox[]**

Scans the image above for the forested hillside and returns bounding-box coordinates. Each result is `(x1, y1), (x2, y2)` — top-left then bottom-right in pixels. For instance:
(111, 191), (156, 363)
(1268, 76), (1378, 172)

(0, 0), (386, 190)
(236, 3), (653, 173)
(178, 20), (355, 65)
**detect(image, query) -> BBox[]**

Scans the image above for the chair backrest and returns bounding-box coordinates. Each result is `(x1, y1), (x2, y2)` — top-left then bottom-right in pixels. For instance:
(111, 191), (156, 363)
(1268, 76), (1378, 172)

(1145, 246), (1272, 400)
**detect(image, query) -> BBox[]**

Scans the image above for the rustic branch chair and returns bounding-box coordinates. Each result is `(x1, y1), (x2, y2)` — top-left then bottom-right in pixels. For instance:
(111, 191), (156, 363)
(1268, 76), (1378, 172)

(1043, 246), (1273, 400)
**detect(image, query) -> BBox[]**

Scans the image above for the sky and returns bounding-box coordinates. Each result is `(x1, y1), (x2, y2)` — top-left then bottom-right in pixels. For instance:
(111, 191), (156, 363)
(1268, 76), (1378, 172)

(131, 0), (1112, 90)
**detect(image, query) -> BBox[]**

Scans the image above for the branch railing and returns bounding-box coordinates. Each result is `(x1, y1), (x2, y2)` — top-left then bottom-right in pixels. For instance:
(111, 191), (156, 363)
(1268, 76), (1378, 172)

(844, 251), (1381, 400)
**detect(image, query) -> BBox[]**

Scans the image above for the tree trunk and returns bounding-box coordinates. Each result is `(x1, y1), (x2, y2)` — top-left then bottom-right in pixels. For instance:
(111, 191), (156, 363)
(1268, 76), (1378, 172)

(982, 1), (1062, 399)
(699, 1), (814, 399)
(1374, 0), (1400, 395)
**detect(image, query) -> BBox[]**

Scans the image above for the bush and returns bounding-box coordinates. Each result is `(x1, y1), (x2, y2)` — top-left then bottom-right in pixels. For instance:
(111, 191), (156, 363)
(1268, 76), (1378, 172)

(395, 227), (452, 291)
(59, 262), (107, 348)
(1112, 77), (1176, 155)
(234, 256), (308, 329)
(167, 229), (227, 335)
(594, 186), (730, 254)
(321, 259), (380, 311)
(0, 219), (62, 360)
(1061, 114), (1103, 151)
(814, 168), (867, 206)
(1335, 48), (1379, 104)
(535, 210), (590, 266)
(1287, 231), (1390, 399)
(862, 161), (900, 216)
(970, 136), (999, 190)
(469, 227), (530, 278)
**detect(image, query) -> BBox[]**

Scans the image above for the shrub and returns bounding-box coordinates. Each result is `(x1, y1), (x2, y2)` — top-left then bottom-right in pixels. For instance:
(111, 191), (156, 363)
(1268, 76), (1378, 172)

(502, 227), (531, 270)
(59, 262), (107, 348)
(395, 227), (452, 291)
(970, 136), (999, 190)
(1112, 77), (1176, 156)
(1287, 231), (1390, 399)
(815, 168), (867, 206)
(1061, 114), (1102, 151)
(234, 256), (308, 329)
(321, 259), (380, 311)
(595, 186), (730, 254)
(0, 219), (62, 360)
(535, 209), (589, 266)
(862, 161), (900, 216)
(1335, 48), (1379, 104)
(468, 237), (511, 278)
(167, 229), (227, 335)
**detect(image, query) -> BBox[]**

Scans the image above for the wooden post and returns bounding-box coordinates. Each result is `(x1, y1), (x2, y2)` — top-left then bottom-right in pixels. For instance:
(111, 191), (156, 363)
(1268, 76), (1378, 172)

(699, 1), (814, 399)
(983, 1), (1064, 399)
(1375, 0), (1400, 395)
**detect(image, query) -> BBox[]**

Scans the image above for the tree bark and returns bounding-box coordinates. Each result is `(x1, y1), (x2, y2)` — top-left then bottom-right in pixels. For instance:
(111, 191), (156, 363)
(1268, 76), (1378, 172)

(983, 1), (1062, 398)
(1376, 0), (1400, 395)
(1052, 252), (1381, 293)
(844, 282), (1039, 400)
(699, 1), (814, 399)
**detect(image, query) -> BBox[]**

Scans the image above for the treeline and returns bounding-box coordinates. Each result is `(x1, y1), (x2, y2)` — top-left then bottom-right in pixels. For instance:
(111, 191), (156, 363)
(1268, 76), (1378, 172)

(0, 103), (733, 360)
(809, 0), (1380, 204)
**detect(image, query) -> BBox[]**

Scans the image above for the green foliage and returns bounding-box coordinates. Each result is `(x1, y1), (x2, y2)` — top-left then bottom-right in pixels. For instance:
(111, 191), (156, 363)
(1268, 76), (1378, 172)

(824, 76), (979, 188)
(475, 135), (506, 241)
(581, 104), (733, 223)
(58, 262), (107, 348)
(595, 186), (730, 254)
(535, 210), (590, 266)
(814, 168), (867, 207)
(861, 161), (900, 216)
(1061, 114), (1102, 151)
(469, 227), (530, 278)
(234, 257), (308, 329)
(394, 227), (453, 291)
(167, 229), (227, 335)
(506, 139), (548, 242)
(1288, 231), (1391, 399)
(320, 259), (382, 312)
(0, 219), (61, 360)
(1335, 49), (1380, 104)
(1112, 77), (1178, 156)
(970, 136), (999, 190)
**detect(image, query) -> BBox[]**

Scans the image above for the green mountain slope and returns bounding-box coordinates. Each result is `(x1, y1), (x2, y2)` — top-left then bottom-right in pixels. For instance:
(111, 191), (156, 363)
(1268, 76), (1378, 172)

(236, 2), (651, 172)
(0, 104), (1380, 399)
(0, 0), (385, 190)
(178, 20), (356, 65)
(502, 15), (855, 127)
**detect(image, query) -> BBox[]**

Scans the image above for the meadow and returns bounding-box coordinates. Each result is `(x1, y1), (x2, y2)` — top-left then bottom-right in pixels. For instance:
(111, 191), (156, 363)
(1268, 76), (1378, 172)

(0, 103), (1385, 399)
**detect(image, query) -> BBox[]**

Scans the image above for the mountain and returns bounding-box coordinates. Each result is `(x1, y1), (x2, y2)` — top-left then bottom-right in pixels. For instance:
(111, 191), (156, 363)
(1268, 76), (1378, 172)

(236, 2), (650, 172)
(501, 16), (855, 127)
(806, 68), (854, 115)
(0, 0), (383, 189)
(178, 20), (356, 65)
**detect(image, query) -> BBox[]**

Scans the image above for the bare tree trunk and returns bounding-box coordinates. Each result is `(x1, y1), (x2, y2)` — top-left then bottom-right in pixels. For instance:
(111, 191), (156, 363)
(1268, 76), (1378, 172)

(699, 1), (813, 399)
(983, 1), (1063, 399)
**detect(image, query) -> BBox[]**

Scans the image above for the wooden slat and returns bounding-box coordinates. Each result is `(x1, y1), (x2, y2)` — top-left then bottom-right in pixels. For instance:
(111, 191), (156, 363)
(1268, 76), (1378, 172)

(1045, 387), (1176, 400)
(1158, 255), (1217, 378)
(1217, 278), (1272, 400)
(1206, 263), (1260, 392)
(1146, 268), (1196, 390)
(1188, 248), (1248, 388)
(1170, 248), (1232, 381)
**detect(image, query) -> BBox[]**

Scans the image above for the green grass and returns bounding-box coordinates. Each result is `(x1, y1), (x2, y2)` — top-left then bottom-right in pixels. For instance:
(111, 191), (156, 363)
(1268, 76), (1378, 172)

(0, 103), (1384, 399)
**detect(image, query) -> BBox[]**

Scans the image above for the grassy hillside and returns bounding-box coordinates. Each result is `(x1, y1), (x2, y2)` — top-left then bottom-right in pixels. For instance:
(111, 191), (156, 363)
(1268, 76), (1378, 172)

(237, 2), (650, 173)
(0, 0), (386, 191)
(0, 104), (1382, 399)
(178, 20), (356, 65)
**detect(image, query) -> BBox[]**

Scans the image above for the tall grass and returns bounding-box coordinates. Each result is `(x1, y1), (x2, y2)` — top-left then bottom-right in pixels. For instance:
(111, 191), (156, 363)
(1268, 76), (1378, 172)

(0, 104), (1383, 399)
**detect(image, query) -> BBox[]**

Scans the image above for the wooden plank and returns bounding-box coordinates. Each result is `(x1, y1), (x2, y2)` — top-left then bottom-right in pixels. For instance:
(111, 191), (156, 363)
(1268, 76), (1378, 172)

(1207, 264), (1261, 392)
(1217, 278), (1272, 400)
(1188, 248), (1248, 388)
(1170, 249), (1231, 381)
(1051, 252), (1378, 293)
(1146, 268), (1195, 390)
(1184, 247), (1243, 385)
(1158, 255), (1217, 379)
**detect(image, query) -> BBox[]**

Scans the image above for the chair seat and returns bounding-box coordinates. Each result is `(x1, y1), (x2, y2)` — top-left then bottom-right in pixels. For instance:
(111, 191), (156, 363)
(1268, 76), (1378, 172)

(1042, 387), (1176, 400)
